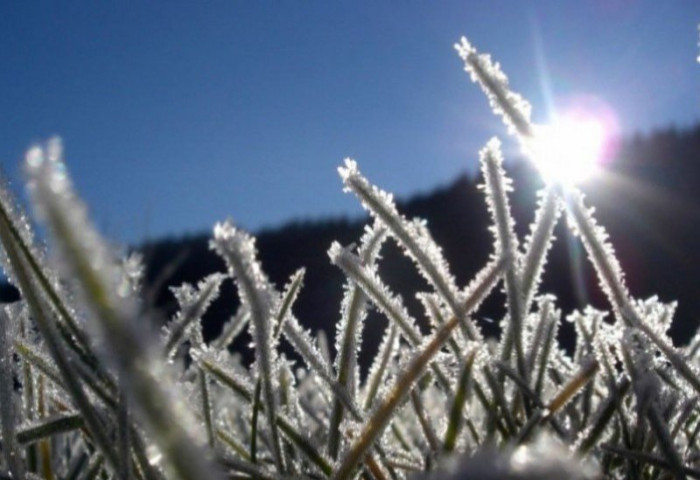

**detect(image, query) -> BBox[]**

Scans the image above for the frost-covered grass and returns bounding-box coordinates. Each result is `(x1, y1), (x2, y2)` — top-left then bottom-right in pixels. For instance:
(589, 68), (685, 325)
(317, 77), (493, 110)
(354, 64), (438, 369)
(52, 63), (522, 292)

(0, 36), (699, 480)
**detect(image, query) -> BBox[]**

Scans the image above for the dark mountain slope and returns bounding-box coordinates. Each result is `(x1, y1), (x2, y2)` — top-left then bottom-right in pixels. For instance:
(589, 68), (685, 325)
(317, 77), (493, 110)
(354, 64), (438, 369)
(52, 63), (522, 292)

(137, 125), (700, 364)
(3, 126), (700, 367)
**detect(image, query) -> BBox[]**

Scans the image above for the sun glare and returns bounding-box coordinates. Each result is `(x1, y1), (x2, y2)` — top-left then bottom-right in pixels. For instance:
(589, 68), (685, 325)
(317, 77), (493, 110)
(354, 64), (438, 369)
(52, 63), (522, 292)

(525, 115), (608, 186)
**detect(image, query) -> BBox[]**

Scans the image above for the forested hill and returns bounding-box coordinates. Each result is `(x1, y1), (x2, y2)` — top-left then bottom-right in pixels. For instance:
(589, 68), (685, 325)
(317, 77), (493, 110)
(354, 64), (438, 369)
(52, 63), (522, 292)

(3, 126), (700, 366)
(131, 125), (700, 364)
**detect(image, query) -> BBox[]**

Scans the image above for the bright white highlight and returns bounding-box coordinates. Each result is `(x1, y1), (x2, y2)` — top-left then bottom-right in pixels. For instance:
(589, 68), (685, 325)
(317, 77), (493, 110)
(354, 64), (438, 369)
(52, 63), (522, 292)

(526, 115), (607, 186)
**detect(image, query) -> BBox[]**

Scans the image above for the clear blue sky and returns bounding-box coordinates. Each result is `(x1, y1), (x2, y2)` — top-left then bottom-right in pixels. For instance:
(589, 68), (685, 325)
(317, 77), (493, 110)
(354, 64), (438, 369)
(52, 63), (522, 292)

(1, 1), (698, 244)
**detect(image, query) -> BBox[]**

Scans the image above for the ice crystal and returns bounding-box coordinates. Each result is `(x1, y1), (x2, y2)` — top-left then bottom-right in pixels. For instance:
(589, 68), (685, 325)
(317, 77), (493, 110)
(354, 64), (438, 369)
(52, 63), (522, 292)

(519, 189), (561, 310)
(329, 241), (423, 346)
(455, 37), (533, 139)
(339, 159), (464, 324)
(211, 220), (285, 471)
(163, 272), (226, 359)
(565, 191), (631, 319)
(118, 251), (144, 298)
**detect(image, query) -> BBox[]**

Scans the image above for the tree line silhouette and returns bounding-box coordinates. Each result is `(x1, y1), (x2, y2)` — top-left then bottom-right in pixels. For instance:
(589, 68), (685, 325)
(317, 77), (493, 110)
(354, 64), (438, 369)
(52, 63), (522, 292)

(2, 125), (700, 369)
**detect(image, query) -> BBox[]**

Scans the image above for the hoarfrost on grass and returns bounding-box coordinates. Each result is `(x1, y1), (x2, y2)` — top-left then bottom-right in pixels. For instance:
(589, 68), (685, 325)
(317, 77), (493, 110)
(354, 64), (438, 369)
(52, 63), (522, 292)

(0, 31), (697, 480)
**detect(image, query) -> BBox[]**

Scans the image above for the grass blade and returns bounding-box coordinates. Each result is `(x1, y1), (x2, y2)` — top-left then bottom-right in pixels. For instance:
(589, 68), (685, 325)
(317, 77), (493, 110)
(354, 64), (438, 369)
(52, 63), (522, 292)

(198, 355), (333, 476)
(26, 142), (221, 480)
(0, 204), (120, 473)
(443, 349), (478, 453)
(16, 412), (83, 446)
(333, 258), (504, 480)
(211, 221), (284, 472)
(0, 308), (25, 480)
(338, 160), (480, 341)
(329, 223), (386, 459)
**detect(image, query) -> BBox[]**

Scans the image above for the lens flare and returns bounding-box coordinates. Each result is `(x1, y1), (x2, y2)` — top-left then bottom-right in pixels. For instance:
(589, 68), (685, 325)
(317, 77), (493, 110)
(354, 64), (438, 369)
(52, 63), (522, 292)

(526, 115), (607, 185)
(523, 96), (619, 186)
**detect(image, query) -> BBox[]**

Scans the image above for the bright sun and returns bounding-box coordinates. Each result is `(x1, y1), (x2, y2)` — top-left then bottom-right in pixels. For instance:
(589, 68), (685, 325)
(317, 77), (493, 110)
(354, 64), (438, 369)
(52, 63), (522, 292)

(525, 115), (607, 186)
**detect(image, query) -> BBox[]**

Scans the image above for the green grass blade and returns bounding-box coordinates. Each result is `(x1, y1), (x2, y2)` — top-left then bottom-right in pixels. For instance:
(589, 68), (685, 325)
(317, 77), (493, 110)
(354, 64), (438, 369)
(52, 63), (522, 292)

(0, 209), (120, 472)
(443, 349), (477, 453)
(250, 379), (262, 464)
(26, 144), (222, 480)
(363, 323), (398, 412)
(199, 356), (332, 476)
(16, 412), (83, 446)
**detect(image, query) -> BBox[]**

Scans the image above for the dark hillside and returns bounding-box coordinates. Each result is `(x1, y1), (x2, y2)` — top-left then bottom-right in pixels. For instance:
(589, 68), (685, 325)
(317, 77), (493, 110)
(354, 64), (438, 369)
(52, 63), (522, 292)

(4, 126), (700, 367)
(134, 125), (700, 366)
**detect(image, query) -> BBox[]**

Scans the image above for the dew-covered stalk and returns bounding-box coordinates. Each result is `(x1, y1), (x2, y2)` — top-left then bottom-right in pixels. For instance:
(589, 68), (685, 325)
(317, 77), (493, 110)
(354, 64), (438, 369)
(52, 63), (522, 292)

(0, 176), (104, 384)
(329, 242), (423, 346)
(363, 323), (399, 412)
(329, 242), (453, 391)
(170, 277), (222, 452)
(328, 280), (367, 457)
(211, 307), (249, 351)
(564, 191), (631, 320)
(281, 313), (362, 419)
(163, 273), (225, 359)
(533, 307), (558, 399)
(455, 37), (533, 139)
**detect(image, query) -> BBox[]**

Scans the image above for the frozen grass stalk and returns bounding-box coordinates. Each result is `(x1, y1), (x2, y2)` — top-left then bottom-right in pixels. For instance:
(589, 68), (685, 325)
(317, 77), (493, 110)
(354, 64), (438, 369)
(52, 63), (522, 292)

(24, 141), (221, 480)
(210, 221), (285, 472)
(480, 138), (527, 378)
(0, 31), (696, 480)
(0, 309), (24, 480)
(333, 258), (505, 480)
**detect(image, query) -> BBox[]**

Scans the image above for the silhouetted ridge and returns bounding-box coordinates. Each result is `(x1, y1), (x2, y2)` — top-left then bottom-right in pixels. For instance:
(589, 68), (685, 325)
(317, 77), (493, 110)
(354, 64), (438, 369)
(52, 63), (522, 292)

(3, 125), (699, 367)
(135, 125), (700, 365)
